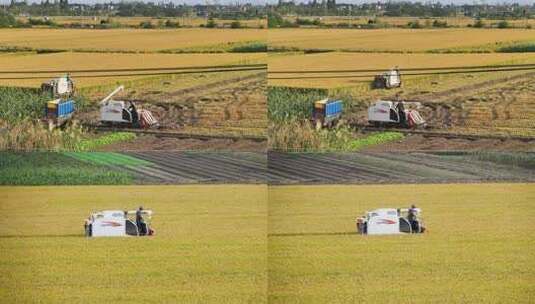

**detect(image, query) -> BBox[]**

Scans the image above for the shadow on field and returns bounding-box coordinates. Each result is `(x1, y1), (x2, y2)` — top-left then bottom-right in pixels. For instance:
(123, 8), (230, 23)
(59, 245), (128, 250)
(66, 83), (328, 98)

(0, 234), (83, 238)
(268, 232), (356, 237)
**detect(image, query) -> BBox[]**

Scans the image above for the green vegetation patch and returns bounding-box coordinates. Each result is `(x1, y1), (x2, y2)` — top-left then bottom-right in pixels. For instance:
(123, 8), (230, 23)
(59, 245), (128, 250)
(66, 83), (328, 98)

(161, 40), (267, 54)
(0, 152), (133, 185)
(63, 152), (152, 167)
(0, 87), (50, 124)
(268, 87), (328, 122)
(343, 131), (404, 151)
(429, 40), (535, 54)
(73, 132), (137, 151)
(0, 86), (88, 124)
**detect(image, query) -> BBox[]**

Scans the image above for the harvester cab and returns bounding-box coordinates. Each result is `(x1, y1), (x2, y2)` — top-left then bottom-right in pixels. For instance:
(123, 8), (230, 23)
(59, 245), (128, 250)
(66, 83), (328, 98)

(42, 75), (76, 129)
(373, 67), (401, 89)
(99, 85), (159, 128)
(356, 207), (425, 235)
(312, 98), (343, 130)
(84, 209), (154, 237)
(368, 100), (426, 128)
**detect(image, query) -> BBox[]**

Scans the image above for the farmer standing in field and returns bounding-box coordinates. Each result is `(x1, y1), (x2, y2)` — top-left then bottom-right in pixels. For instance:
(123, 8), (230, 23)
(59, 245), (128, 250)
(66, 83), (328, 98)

(408, 204), (419, 232)
(136, 206), (147, 236)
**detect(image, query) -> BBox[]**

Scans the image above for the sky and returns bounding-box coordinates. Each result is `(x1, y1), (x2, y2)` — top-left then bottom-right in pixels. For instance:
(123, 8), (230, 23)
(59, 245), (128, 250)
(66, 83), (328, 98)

(1, 0), (532, 5)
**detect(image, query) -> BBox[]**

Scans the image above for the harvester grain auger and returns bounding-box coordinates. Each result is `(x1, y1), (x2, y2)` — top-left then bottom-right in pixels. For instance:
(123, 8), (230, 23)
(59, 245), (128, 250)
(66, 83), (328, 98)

(99, 85), (159, 128)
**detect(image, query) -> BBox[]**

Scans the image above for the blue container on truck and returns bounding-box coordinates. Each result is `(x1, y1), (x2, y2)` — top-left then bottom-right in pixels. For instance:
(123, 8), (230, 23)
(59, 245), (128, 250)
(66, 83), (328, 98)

(46, 99), (75, 118)
(45, 99), (75, 127)
(312, 99), (343, 128)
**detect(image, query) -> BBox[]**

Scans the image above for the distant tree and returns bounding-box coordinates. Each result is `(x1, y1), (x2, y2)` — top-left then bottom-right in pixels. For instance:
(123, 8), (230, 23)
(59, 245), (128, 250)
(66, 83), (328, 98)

(0, 11), (18, 28)
(473, 18), (485, 28)
(139, 21), (154, 29)
(164, 19), (180, 28)
(497, 20), (510, 28)
(230, 20), (242, 28)
(432, 20), (448, 28)
(268, 12), (284, 28)
(407, 20), (422, 29)
(206, 18), (217, 28)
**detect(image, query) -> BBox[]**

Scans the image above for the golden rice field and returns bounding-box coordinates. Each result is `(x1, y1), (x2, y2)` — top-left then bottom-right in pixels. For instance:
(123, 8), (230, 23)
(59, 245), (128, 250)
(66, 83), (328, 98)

(0, 28), (266, 52)
(268, 28), (535, 52)
(269, 183), (535, 303)
(0, 185), (267, 303)
(18, 16), (267, 28)
(268, 52), (535, 89)
(0, 52), (266, 88)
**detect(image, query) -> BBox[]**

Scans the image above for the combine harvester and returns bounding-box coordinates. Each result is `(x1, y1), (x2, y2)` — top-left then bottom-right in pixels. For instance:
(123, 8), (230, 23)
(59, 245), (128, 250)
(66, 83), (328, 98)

(42, 75), (76, 129)
(372, 67), (401, 89)
(84, 209), (154, 237)
(368, 100), (426, 128)
(100, 85), (159, 129)
(311, 98), (343, 129)
(356, 206), (426, 235)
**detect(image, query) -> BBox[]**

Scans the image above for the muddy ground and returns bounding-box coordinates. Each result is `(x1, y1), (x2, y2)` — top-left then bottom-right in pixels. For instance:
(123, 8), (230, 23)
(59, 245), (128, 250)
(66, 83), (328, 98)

(99, 135), (266, 152)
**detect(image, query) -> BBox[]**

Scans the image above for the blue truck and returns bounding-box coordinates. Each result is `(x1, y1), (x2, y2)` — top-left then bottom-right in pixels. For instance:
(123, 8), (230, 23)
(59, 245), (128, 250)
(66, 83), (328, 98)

(312, 98), (343, 129)
(45, 99), (75, 128)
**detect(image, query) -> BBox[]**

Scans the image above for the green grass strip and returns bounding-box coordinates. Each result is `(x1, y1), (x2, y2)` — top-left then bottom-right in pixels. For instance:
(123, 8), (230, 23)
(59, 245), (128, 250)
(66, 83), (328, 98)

(73, 132), (136, 151)
(63, 152), (152, 167)
(347, 132), (404, 151)
(0, 152), (133, 185)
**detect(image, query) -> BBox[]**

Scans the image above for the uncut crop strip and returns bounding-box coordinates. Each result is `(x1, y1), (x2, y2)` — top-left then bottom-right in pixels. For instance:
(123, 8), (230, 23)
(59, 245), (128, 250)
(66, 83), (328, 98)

(267, 152), (535, 184)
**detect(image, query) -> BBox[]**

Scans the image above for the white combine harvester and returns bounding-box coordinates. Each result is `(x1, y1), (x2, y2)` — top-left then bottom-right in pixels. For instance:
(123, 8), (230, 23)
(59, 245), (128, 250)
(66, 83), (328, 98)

(84, 209), (154, 237)
(373, 67), (401, 89)
(41, 74), (75, 98)
(368, 100), (426, 128)
(356, 207), (425, 235)
(100, 85), (159, 128)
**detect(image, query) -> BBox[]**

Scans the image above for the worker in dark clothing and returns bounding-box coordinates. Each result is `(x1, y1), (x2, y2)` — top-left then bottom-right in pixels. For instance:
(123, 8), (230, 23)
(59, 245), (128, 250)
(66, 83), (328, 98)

(136, 206), (147, 236)
(408, 204), (419, 233)
(396, 102), (407, 127)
